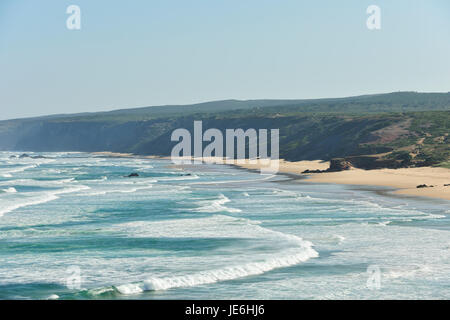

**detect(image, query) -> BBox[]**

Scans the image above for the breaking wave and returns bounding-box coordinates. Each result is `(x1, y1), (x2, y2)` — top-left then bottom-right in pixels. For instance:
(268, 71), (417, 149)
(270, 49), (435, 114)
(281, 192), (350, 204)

(115, 246), (316, 294)
(0, 185), (90, 217)
(88, 215), (318, 295)
(192, 194), (242, 213)
(0, 164), (37, 177)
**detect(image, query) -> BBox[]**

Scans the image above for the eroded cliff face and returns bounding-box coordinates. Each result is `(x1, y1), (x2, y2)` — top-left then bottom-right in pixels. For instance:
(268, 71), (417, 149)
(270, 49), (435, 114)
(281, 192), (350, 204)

(0, 115), (394, 160)
(0, 92), (448, 166)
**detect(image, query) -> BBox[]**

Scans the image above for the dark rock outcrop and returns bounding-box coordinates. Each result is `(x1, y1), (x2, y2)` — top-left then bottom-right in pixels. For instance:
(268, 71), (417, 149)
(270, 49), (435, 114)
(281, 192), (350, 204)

(302, 158), (353, 174)
(328, 158), (353, 172)
(16, 153), (46, 159)
(416, 184), (434, 188)
(302, 169), (323, 174)
(125, 173), (139, 177)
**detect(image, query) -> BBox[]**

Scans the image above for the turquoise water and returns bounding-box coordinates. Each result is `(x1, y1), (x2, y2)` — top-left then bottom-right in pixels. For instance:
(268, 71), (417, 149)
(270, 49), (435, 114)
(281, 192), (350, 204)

(0, 152), (449, 300)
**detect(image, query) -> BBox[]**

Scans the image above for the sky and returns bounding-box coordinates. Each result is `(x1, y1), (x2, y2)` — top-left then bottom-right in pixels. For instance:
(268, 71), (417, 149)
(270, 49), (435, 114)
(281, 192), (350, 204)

(0, 0), (449, 120)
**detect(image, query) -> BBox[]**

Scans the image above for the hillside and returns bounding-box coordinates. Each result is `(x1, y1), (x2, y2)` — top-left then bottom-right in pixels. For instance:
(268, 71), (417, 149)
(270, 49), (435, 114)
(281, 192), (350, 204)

(0, 92), (449, 169)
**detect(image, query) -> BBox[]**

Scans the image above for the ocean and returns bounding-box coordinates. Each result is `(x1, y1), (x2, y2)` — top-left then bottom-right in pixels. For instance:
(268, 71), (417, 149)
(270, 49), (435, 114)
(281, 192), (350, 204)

(0, 151), (449, 300)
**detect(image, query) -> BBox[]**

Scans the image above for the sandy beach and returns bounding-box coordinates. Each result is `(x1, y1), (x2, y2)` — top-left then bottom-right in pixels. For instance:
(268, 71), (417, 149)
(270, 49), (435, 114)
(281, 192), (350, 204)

(233, 159), (450, 200)
(201, 158), (450, 201)
(305, 166), (450, 200)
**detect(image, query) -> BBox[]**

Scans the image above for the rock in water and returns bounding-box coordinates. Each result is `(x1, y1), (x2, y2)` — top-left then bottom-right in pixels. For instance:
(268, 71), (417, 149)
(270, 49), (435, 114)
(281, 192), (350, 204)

(126, 173), (139, 177)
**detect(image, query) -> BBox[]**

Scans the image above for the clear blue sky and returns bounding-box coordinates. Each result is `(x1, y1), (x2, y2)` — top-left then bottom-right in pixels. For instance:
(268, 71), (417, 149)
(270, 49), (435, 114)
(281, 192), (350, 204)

(1, 0), (449, 120)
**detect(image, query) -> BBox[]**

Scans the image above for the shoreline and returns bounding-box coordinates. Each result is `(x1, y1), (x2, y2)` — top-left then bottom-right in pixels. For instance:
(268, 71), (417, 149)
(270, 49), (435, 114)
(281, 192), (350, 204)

(92, 152), (450, 201)
(304, 167), (450, 201)
(232, 160), (450, 201)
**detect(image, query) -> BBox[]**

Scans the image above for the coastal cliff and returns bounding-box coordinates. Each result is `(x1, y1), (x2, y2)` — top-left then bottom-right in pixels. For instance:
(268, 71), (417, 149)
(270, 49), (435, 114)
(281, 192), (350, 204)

(0, 92), (449, 169)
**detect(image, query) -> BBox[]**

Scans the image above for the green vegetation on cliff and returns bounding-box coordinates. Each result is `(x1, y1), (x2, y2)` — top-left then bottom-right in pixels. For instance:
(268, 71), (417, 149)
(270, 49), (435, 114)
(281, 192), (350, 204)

(0, 92), (449, 169)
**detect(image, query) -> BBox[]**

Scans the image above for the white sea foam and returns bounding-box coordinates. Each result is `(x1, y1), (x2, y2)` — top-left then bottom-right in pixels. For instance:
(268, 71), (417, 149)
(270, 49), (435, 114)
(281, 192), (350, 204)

(332, 234), (346, 243)
(79, 177), (157, 196)
(270, 188), (445, 223)
(114, 178), (158, 185)
(193, 194), (242, 213)
(0, 185), (90, 217)
(106, 215), (318, 294)
(85, 185), (153, 196)
(383, 265), (433, 280)
(0, 178), (77, 187)
(157, 174), (199, 181)
(1, 187), (17, 193)
(55, 178), (76, 184)
(45, 169), (62, 174)
(425, 214), (446, 219)
(115, 246), (317, 294)
(0, 164), (37, 177)
(78, 176), (108, 183)
(190, 174), (275, 186)
(115, 283), (144, 295)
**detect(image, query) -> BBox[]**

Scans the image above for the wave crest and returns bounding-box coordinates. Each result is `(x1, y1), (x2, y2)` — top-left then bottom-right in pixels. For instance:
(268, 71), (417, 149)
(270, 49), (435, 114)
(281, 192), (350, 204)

(193, 194), (241, 213)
